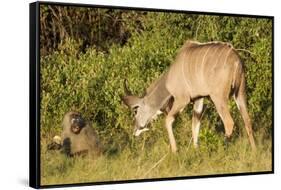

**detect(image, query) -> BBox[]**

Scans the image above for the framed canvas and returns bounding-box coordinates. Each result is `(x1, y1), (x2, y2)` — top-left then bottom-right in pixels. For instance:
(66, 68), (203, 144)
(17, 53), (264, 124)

(29, 1), (274, 188)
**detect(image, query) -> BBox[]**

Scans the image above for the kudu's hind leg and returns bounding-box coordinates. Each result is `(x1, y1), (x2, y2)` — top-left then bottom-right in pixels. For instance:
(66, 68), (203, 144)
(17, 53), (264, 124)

(192, 98), (204, 148)
(165, 97), (190, 153)
(234, 77), (256, 150)
(211, 96), (234, 140)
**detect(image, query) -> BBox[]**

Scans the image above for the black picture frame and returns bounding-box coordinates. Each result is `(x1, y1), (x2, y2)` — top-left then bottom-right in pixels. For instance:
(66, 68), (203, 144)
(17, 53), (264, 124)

(30, 1), (274, 189)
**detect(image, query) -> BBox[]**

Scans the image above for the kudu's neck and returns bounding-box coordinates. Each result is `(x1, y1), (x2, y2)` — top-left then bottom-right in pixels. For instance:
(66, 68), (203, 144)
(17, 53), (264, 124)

(145, 72), (172, 109)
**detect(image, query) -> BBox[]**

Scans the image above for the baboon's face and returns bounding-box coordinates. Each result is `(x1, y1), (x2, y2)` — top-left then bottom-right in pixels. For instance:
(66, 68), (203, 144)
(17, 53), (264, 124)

(69, 112), (85, 134)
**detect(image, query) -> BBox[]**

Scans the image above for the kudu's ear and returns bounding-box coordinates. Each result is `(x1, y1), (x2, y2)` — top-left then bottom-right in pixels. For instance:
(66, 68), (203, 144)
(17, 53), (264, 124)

(121, 95), (141, 108)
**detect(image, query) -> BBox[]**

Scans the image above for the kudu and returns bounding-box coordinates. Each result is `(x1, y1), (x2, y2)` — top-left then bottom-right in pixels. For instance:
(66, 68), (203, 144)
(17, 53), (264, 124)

(121, 40), (256, 152)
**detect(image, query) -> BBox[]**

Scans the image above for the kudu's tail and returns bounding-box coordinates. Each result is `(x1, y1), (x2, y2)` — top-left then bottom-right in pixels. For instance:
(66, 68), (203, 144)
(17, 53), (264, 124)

(232, 61), (243, 97)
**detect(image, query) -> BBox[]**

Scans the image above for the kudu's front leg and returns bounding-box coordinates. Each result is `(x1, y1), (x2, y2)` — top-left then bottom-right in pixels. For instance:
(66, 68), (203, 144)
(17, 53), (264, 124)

(165, 97), (190, 153)
(165, 116), (177, 153)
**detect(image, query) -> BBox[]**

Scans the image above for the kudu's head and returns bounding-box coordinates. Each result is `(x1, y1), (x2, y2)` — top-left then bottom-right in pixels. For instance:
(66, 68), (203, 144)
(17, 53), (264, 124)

(121, 80), (161, 136)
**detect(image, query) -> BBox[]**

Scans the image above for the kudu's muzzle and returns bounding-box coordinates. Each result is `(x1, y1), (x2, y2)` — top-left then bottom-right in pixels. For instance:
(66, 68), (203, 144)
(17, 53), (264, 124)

(134, 127), (149, 136)
(133, 121), (149, 136)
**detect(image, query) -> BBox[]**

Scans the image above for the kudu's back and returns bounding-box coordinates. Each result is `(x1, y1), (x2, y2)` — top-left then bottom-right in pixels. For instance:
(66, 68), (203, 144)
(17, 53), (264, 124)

(166, 41), (243, 99)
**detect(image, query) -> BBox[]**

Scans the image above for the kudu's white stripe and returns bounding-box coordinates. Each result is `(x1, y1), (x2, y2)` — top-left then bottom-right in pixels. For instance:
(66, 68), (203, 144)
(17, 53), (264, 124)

(194, 47), (204, 73)
(223, 48), (233, 67)
(201, 46), (212, 66)
(199, 46), (212, 85)
(212, 46), (227, 70)
(232, 62), (239, 88)
(182, 50), (191, 93)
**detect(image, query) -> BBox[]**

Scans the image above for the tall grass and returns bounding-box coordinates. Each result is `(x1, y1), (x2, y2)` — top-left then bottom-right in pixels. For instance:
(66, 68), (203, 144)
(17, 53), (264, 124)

(41, 129), (272, 185)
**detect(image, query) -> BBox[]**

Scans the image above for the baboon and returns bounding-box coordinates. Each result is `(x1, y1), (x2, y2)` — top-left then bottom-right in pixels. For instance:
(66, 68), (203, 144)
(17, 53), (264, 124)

(48, 111), (102, 157)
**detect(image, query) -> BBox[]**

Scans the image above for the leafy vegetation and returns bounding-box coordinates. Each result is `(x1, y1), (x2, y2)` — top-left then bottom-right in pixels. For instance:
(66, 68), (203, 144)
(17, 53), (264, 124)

(40, 5), (273, 185)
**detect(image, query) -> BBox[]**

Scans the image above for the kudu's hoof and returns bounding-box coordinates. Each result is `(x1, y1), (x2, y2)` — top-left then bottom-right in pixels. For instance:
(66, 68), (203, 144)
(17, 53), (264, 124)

(171, 148), (178, 153)
(224, 136), (232, 149)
